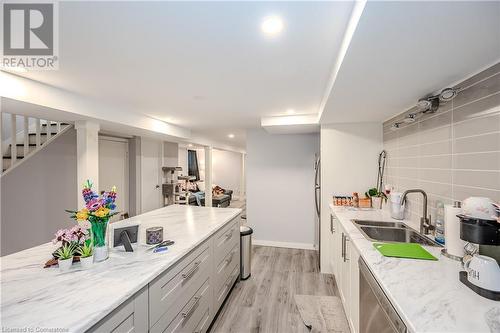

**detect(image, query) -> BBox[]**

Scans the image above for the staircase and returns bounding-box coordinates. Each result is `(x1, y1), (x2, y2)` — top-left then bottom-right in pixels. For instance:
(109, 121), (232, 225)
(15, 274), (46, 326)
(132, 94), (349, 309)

(1, 113), (72, 175)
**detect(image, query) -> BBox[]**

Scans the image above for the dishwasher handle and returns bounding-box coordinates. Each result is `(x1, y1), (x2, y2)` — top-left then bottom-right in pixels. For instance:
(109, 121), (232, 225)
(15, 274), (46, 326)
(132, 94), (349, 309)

(359, 258), (407, 333)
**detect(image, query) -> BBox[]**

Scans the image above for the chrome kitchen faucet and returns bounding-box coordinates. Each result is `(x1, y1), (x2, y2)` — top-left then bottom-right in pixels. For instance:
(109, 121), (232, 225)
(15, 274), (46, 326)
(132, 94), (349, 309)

(401, 189), (435, 235)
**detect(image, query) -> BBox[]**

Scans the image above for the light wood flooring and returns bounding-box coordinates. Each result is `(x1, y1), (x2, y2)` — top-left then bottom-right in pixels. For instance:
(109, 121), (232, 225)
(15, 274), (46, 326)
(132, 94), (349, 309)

(209, 246), (341, 333)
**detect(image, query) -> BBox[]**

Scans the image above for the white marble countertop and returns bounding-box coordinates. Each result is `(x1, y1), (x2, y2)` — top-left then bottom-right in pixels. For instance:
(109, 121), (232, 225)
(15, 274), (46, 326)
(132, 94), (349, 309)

(0, 205), (241, 333)
(330, 204), (500, 333)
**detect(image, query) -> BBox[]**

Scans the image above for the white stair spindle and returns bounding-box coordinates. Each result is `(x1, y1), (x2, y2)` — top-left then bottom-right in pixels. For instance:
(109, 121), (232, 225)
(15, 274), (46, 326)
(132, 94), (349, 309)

(23, 116), (29, 157)
(56, 121), (61, 133)
(35, 118), (41, 147)
(45, 120), (51, 141)
(10, 114), (16, 165)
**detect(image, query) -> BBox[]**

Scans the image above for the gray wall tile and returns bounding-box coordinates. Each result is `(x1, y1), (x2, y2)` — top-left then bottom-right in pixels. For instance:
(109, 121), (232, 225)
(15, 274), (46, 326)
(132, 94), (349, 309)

(382, 62), (500, 227)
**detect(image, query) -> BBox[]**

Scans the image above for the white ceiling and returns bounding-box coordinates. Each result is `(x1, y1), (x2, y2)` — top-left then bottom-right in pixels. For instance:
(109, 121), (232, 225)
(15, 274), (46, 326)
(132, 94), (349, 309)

(14, 1), (355, 149)
(320, 1), (500, 123)
(6, 1), (500, 148)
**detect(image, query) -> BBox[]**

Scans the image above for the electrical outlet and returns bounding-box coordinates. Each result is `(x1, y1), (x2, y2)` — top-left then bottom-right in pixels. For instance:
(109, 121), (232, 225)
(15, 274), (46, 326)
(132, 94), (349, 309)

(113, 225), (139, 248)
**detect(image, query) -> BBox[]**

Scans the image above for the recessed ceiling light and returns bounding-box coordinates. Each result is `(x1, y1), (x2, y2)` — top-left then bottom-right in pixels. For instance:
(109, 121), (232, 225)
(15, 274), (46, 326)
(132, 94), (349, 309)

(286, 109), (295, 115)
(188, 143), (193, 147)
(261, 16), (284, 36)
(228, 134), (235, 139)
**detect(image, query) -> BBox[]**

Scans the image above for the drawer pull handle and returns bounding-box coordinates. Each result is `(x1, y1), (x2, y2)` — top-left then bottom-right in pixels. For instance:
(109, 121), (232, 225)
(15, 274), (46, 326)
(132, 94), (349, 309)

(224, 251), (235, 266)
(181, 295), (201, 319)
(182, 261), (200, 280)
(225, 230), (233, 240)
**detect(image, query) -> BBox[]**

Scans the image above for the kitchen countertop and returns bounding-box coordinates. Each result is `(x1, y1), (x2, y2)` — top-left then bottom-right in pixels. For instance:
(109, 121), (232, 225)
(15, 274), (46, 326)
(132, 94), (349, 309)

(330, 204), (500, 333)
(0, 205), (241, 333)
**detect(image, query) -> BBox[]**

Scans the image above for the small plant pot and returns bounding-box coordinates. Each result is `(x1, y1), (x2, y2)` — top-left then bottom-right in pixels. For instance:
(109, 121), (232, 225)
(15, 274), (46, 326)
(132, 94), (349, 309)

(58, 257), (73, 271)
(372, 197), (382, 209)
(80, 255), (94, 269)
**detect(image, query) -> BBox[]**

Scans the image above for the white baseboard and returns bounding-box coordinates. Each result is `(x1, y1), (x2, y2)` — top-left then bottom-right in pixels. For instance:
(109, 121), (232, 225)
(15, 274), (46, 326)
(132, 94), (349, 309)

(253, 239), (316, 250)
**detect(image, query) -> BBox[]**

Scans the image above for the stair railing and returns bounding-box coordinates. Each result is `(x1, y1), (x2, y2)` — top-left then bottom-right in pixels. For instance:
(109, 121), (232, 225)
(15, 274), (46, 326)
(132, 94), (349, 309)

(1, 112), (72, 176)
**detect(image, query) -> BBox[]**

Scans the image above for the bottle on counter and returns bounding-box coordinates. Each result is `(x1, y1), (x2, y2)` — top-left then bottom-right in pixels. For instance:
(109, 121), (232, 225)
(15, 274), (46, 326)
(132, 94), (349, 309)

(352, 192), (359, 208)
(435, 201), (445, 245)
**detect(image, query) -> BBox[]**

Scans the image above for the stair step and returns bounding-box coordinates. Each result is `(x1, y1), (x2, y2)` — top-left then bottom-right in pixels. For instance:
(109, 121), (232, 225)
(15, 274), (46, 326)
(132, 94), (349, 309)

(28, 132), (57, 136)
(15, 143), (37, 147)
(5, 144), (37, 157)
(3, 156), (24, 160)
(41, 122), (69, 127)
(2, 156), (23, 170)
(28, 135), (50, 145)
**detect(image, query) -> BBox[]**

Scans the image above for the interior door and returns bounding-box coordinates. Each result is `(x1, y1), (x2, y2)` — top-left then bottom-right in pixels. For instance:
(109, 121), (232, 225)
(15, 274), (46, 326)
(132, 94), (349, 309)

(99, 136), (129, 222)
(141, 138), (163, 213)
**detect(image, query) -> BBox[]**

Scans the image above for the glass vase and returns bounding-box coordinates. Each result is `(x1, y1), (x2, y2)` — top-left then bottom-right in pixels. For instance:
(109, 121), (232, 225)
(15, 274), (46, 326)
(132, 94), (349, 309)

(91, 217), (109, 262)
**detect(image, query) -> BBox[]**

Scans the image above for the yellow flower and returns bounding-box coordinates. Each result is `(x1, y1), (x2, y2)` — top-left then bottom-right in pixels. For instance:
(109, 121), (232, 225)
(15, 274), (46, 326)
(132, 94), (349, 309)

(94, 207), (110, 218)
(76, 209), (89, 221)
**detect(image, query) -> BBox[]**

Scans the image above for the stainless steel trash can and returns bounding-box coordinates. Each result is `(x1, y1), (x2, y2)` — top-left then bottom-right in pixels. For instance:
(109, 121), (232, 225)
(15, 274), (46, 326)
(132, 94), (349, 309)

(240, 225), (253, 280)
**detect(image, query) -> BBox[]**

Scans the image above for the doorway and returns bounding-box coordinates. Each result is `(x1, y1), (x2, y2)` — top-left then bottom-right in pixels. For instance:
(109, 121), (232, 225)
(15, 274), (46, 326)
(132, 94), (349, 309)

(99, 136), (129, 222)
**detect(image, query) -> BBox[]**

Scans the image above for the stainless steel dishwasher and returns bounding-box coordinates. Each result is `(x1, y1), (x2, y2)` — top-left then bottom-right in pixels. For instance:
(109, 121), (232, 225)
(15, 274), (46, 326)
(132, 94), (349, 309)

(359, 258), (407, 333)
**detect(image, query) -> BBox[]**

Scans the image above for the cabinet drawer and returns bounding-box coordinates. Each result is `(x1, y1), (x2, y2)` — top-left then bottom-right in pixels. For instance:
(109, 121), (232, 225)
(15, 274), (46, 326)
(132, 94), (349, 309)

(214, 220), (239, 264)
(192, 307), (210, 333)
(215, 265), (239, 311)
(88, 286), (148, 333)
(214, 244), (239, 294)
(149, 242), (211, 328)
(151, 278), (211, 333)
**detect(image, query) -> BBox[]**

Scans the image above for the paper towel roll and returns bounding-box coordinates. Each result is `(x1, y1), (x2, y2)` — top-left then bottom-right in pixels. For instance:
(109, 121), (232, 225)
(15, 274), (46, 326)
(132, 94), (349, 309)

(445, 204), (466, 257)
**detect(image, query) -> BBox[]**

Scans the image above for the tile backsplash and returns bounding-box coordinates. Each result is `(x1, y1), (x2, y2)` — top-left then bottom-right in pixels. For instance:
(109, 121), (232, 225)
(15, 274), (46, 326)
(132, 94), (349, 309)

(383, 62), (500, 230)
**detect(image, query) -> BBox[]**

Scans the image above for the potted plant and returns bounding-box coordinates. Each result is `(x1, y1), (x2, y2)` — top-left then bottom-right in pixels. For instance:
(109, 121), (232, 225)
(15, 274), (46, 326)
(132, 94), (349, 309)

(66, 180), (118, 262)
(77, 241), (94, 269)
(55, 243), (74, 271)
(52, 226), (88, 262)
(365, 188), (388, 209)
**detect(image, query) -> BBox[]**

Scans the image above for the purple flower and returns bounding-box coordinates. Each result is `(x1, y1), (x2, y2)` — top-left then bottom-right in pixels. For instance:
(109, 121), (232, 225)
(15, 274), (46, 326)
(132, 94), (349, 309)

(86, 199), (103, 211)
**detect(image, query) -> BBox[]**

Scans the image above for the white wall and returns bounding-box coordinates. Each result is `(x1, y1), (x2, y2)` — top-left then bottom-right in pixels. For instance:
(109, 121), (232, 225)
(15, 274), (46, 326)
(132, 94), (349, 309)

(246, 128), (319, 249)
(213, 149), (242, 198)
(1, 129), (77, 255)
(320, 122), (382, 272)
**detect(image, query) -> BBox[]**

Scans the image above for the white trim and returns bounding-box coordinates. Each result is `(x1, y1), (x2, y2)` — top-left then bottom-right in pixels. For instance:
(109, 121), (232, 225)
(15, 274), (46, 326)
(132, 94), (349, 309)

(253, 239), (316, 251)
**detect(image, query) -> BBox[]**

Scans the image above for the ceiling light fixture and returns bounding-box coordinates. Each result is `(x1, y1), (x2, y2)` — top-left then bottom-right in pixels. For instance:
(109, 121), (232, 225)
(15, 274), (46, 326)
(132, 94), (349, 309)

(439, 88), (458, 102)
(403, 113), (417, 123)
(188, 144), (193, 147)
(228, 134), (235, 139)
(391, 86), (461, 131)
(261, 16), (284, 36)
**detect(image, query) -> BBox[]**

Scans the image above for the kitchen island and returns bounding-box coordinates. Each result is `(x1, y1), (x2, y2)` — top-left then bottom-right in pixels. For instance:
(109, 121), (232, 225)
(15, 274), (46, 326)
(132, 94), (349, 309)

(329, 205), (500, 333)
(0, 205), (242, 332)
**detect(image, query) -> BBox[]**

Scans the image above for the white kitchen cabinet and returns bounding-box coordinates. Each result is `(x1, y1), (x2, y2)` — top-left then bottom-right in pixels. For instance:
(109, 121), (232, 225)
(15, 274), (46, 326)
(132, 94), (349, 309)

(89, 216), (240, 333)
(332, 214), (360, 333)
(88, 286), (148, 333)
(339, 229), (350, 314)
(349, 245), (360, 333)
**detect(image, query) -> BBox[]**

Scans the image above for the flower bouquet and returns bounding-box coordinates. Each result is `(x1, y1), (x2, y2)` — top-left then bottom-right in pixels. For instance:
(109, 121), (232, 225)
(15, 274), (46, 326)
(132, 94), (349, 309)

(66, 180), (118, 262)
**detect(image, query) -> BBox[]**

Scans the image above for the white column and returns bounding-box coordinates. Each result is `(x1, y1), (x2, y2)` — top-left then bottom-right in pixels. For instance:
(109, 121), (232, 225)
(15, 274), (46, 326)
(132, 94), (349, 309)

(204, 146), (213, 207)
(240, 153), (246, 200)
(75, 121), (100, 208)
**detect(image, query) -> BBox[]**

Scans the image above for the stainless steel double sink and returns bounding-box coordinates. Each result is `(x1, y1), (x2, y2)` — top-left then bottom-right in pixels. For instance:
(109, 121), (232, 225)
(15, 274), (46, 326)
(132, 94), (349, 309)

(353, 220), (441, 247)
